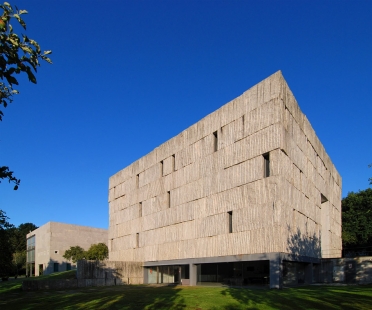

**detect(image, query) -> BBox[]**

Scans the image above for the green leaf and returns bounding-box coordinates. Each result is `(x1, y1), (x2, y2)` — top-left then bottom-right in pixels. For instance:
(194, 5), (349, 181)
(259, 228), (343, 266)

(5, 74), (18, 85)
(43, 50), (52, 55)
(41, 55), (52, 64)
(26, 67), (37, 84)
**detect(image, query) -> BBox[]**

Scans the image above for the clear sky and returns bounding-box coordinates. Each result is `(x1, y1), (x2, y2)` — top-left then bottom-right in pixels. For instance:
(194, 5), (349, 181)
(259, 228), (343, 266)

(1, 0), (371, 229)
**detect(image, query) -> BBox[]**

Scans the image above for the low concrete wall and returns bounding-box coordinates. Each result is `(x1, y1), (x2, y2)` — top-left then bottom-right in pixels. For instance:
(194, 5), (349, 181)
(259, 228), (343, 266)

(314, 256), (372, 285)
(330, 256), (372, 284)
(77, 260), (143, 284)
(23, 260), (143, 291)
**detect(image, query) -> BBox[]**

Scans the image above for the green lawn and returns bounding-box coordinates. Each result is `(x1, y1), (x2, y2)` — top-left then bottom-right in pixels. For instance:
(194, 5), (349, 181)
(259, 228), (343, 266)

(0, 277), (371, 309)
(24, 270), (77, 281)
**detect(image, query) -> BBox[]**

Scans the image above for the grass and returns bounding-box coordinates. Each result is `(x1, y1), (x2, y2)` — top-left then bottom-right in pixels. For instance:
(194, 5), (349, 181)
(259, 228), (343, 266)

(0, 275), (371, 309)
(23, 270), (77, 281)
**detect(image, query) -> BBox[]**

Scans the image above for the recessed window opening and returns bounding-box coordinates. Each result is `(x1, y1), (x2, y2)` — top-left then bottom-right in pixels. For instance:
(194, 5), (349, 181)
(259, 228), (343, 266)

(213, 131), (218, 152)
(160, 160), (164, 176)
(263, 153), (270, 178)
(172, 154), (175, 171)
(54, 250), (58, 254)
(228, 211), (233, 233)
(136, 233), (139, 248)
(139, 202), (142, 217)
(136, 174), (139, 188)
(167, 191), (171, 208)
(321, 194), (328, 204)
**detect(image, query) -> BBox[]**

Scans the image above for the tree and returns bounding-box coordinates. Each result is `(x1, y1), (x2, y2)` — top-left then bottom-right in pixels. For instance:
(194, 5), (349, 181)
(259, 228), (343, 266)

(63, 243), (109, 263)
(0, 210), (14, 278)
(63, 246), (86, 263)
(0, 2), (52, 190)
(85, 243), (109, 261)
(12, 250), (25, 277)
(342, 188), (372, 255)
(9, 222), (38, 252)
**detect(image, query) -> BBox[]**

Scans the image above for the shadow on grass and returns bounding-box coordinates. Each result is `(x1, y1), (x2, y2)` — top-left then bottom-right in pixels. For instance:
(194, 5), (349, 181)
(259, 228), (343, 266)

(219, 285), (372, 310)
(0, 284), (187, 310)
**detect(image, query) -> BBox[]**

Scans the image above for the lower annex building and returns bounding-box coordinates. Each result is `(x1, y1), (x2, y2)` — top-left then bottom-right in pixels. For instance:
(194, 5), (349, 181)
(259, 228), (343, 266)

(26, 222), (108, 276)
(108, 71), (342, 288)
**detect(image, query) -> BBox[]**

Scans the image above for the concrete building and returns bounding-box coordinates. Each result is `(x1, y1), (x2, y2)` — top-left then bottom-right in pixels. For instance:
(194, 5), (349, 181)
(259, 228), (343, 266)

(108, 71), (342, 288)
(26, 222), (108, 276)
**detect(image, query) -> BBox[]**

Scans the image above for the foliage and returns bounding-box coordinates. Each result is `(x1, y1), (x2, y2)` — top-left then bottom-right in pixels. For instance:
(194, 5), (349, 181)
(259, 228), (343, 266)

(0, 2), (52, 190)
(0, 166), (20, 190)
(63, 243), (109, 263)
(12, 250), (25, 275)
(0, 210), (14, 277)
(0, 218), (37, 277)
(85, 243), (109, 261)
(9, 222), (37, 252)
(63, 246), (85, 263)
(369, 163), (372, 185)
(342, 188), (372, 252)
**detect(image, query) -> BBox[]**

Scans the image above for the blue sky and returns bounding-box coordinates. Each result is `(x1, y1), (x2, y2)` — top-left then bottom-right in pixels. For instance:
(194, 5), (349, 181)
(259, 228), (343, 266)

(1, 0), (371, 229)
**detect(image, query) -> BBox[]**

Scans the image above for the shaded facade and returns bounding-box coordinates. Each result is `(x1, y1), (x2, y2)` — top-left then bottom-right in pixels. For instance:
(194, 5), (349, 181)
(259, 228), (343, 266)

(26, 222), (108, 276)
(108, 71), (342, 288)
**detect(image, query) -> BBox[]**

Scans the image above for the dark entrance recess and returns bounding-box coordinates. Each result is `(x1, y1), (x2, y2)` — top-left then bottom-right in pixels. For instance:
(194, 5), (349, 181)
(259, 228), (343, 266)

(197, 261), (269, 286)
(345, 261), (356, 284)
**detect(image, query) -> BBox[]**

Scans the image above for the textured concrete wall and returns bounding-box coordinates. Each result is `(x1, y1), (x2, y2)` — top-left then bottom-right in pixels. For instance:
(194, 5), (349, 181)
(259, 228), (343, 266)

(77, 260), (143, 284)
(26, 222), (108, 276)
(108, 71), (342, 263)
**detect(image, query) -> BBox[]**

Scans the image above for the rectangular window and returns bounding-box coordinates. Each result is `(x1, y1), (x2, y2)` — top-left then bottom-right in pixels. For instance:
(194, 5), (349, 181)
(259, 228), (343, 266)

(228, 211), (233, 233)
(136, 174), (139, 188)
(172, 154), (176, 171)
(66, 263), (71, 271)
(213, 131), (218, 152)
(139, 202), (142, 217)
(54, 263), (59, 273)
(263, 153), (270, 178)
(26, 235), (35, 263)
(136, 233), (139, 248)
(167, 191), (171, 208)
(160, 160), (164, 177)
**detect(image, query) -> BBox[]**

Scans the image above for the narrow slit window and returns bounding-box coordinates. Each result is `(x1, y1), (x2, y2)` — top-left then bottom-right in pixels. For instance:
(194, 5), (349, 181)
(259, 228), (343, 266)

(228, 211), (233, 233)
(160, 160), (164, 177)
(172, 154), (175, 171)
(167, 191), (171, 208)
(136, 233), (139, 248)
(139, 202), (142, 217)
(263, 153), (270, 178)
(136, 174), (139, 188)
(213, 131), (218, 152)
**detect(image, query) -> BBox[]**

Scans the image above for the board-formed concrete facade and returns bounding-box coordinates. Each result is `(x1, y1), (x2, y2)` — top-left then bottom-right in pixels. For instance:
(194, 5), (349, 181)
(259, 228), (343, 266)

(108, 71), (342, 288)
(26, 222), (108, 276)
